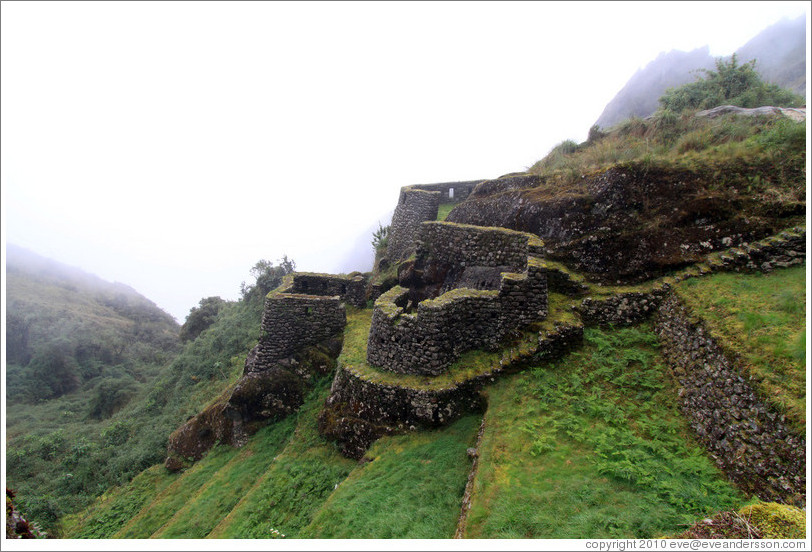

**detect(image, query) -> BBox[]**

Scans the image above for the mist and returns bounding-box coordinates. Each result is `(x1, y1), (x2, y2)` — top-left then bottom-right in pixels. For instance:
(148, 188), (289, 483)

(2, 1), (808, 322)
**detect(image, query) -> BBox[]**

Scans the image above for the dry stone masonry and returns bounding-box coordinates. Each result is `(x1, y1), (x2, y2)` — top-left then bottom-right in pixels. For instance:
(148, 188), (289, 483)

(385, 187), (441, 263)
(384, 181), (483, 263)
(249, 272), (367, 370)
(165, 272), (364, 470)
(366, 221), (548, 376)
(655, 293), (806, 505)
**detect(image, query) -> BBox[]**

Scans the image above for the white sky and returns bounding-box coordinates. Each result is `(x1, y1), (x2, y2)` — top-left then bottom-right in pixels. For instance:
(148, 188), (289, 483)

(2, 1), (809, 323)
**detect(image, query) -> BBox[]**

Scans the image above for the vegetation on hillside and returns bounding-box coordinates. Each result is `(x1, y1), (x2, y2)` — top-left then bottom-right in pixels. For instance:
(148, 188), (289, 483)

(61, 379), (478, 539)
(531, 56), (805, 189)
(5, 252), (295, 532)
(658, 55), (803, 114)
(462, 325), (744, 538)
(7, 55), (806, 540)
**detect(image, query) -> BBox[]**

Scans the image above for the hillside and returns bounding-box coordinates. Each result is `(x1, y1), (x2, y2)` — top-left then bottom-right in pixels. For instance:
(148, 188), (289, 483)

(4, 249), (281, 530)
(6, 244), (180, 402)
(59, 234), (806, 540)
(595, 15), (806, 129)
(8, 62), (807, 541)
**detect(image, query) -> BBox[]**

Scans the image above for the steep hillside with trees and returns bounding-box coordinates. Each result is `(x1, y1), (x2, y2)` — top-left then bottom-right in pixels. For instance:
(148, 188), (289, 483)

(5, 248), (294, 531)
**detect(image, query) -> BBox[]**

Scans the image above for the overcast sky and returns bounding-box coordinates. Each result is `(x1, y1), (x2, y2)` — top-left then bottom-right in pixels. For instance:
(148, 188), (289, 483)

(2, 1), (809, 323)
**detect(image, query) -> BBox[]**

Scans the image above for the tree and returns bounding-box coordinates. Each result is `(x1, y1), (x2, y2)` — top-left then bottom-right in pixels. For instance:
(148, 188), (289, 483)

(179, 296), (227, 342)
(240, 256), (296, 302)
(659, 54), (803, 113)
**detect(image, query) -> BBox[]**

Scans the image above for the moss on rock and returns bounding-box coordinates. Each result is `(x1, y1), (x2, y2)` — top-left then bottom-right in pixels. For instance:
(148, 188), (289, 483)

(739, 502), (806, 539)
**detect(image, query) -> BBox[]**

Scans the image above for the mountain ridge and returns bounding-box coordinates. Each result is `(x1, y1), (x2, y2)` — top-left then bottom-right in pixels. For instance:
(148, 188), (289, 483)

(595, 15), (806, 129)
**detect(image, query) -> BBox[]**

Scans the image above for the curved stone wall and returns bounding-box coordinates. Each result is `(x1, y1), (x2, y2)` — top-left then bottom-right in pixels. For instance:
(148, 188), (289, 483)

(654, 293), (805, 505)
(319, 310), (584, 459)
(367, 222), (548, 376)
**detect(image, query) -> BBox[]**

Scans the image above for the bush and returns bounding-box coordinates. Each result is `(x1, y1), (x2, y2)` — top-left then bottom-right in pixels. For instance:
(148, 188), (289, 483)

(372, 223), (390, 254)
(659, 55), (803, 113)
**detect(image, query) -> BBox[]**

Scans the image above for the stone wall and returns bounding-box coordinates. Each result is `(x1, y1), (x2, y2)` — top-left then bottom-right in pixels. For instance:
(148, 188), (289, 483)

(408, 180), (483, 203)
(319, 308), (584, 460)
(575, 226), (806, 327)
(578, 286), (671, 326)
(288, 272), (367, 308)
(417, 221), (541, 272)
(251, 292), (346, 370)
(385, 187), (441, 262)
(654, 293), (805, 505)
(367, 222), (548, 376)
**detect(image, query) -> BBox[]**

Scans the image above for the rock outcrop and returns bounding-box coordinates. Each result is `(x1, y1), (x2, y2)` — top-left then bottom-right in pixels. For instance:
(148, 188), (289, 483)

(446, 161), (804, 284)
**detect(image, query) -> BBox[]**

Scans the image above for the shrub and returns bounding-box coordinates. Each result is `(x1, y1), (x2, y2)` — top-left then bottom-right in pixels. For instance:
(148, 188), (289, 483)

(659, 55), (804, 113)
(371, 223), (390, 254)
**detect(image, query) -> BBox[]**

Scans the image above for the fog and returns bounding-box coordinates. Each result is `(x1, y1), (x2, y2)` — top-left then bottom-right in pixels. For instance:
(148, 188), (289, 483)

(2, 1), (808, 323)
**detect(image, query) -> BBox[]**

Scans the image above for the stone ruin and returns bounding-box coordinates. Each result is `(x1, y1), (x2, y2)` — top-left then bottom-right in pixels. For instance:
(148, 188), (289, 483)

(384, 180), (482, 264)
(164, 271), (365, 470)
(166, 174), (806, 508)
(367, 221), (548, 376)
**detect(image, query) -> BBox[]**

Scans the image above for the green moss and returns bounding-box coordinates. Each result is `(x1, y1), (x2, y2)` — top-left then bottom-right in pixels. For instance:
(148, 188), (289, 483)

(423, 220), (543, 247)
(421, 288), (498, 309)
(739, 502), (806, 539)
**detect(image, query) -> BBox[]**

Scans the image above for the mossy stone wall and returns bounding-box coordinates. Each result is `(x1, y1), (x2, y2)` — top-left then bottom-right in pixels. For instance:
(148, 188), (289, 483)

(252, 294), (346, 369)
(417, 221), (539, 271)
(367, 223), (548, 376)
(654, 292), (805, 506)
(385, 187), (441, 262)
(289, 272), (367, 308)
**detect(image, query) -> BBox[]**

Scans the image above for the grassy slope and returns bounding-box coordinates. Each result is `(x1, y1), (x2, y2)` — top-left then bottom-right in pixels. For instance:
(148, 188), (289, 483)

(150, 416), (296, 539)
(62, 374), (478, 539)
(300, 414), (480, 538)
(437, 202), (456, 221)
(674, 265), (806, 431)
(463, 325), (744, 539)
(206, 382), (356, 539)
(59, 267), (803, 539)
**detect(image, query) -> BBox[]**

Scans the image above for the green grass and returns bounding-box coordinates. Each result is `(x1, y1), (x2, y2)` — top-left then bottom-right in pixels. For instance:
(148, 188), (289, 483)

(109, 440), (245, 538)
(437, 203), (456, 221)
(148, 416), (297, 538)
(463, 325), (744, 538)
(675, 265), (806, 431)
(206, 381), (356, 539)
(59, 465), (177, 538)
(530, 113), (805, 192)
(300, 414), (481, 538)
